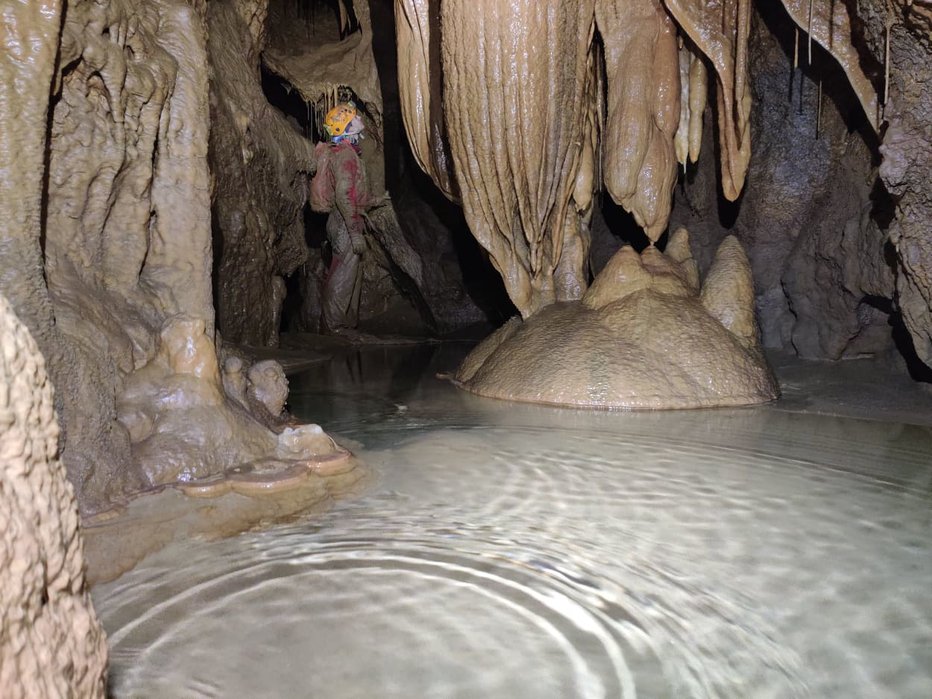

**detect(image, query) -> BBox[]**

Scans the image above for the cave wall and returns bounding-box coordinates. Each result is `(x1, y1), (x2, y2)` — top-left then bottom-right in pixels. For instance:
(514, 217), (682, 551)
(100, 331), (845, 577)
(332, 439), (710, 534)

(669, 4), (895, 361)
(209, 0), (316, 347)
(0, 293), (108, 698)
(1, 0), (217, 511)
(1, 0), (335, 513)
(866, 1), (932, 367)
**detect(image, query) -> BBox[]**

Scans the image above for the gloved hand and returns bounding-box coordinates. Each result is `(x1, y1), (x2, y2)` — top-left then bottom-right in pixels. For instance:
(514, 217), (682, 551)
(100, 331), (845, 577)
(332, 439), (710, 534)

(350, 233), (367, 255)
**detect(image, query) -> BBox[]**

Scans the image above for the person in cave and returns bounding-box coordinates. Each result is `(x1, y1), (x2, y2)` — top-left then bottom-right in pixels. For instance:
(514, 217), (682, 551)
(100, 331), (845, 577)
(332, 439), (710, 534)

(309, 101), (372, 333)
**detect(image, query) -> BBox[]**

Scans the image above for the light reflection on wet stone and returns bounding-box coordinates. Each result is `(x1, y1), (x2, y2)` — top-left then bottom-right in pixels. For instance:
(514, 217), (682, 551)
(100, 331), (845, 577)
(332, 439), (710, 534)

(93, 345), (932, 698)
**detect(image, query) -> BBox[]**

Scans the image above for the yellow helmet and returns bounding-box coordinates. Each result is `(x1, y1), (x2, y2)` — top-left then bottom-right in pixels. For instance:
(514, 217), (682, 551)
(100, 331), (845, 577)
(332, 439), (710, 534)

(323, 102), (357, 138)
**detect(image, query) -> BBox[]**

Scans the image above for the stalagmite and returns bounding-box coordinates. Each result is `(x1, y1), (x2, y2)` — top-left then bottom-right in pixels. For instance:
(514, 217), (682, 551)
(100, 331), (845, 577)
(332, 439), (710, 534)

(596, 0), (680, 241)
(456, 233), (777, 409)
(700, 236), (760, 354)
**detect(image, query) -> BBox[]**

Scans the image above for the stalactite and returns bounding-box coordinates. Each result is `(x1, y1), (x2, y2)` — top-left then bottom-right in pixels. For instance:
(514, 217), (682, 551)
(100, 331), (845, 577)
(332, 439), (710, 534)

(673, 36), (707, 169)
(596, 0), (680, 240)
(883, 15), (892, 120)
(772, 0), (878, 130)
(338, 0), (349, 35)
(439, 0), (597, 315)
(687, 49), (706, 164)
(794, 25), (799, 69)
(807, 0), (814, 65)
(675, 39), (692, 167)
(395, 0), (457, 200)
(662, 0), (752, 201)
(395, 0), (887, 319)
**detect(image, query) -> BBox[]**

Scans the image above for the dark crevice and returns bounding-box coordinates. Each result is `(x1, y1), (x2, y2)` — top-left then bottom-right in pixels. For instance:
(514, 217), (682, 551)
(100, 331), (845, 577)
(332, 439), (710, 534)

(259, 64), (318, 141)
(268, 0), (359, 45)
(405, 151), (516, 326)
(870, 179), (897, 231)
(600, 196), (651, 252)
(890, 312), (932, 383)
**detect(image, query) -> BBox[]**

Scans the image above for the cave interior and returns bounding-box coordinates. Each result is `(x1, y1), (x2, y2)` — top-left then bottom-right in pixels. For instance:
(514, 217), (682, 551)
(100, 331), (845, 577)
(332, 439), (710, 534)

(1, 0), (932, 694)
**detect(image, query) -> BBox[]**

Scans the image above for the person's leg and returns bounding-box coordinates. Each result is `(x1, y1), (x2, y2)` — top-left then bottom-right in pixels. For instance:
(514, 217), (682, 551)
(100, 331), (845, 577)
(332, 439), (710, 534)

(322, 213), (361, 332)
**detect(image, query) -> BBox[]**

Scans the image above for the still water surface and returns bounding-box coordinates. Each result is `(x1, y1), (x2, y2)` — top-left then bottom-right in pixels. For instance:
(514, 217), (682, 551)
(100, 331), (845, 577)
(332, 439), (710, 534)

(93, 344), (932, 698)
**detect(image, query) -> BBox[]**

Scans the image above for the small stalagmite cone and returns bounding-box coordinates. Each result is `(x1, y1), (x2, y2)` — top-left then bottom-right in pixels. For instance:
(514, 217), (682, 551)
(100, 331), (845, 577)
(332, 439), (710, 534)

(583, 245), (649, 310)
(665, 227), (700, 292)
(700, 236), (759, 351)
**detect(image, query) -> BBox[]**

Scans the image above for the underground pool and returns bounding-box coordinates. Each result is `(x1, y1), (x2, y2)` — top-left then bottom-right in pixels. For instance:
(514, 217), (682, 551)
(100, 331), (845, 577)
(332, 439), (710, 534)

(92, 343), (932, 698)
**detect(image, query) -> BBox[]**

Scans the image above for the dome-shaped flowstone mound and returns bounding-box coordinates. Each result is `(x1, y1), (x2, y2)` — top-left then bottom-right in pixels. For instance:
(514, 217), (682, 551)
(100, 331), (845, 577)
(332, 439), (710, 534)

(455, 231), (778, 409)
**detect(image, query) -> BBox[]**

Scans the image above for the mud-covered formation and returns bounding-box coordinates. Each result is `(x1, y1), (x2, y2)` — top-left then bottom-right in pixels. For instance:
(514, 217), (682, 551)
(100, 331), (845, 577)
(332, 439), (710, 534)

(396, 0), (932, 405)
(0, 294), (108, 697)
(0, 0), (352, 513)
(0, 0), (930, 513)
(457, 230), (777, 408)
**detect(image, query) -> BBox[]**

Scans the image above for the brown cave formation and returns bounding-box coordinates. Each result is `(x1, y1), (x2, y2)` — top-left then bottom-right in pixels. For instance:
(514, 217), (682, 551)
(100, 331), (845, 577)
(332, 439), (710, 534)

(395, 0), (932, 402)
(0, 2), (931, 689)
(0, 0), (929, 582)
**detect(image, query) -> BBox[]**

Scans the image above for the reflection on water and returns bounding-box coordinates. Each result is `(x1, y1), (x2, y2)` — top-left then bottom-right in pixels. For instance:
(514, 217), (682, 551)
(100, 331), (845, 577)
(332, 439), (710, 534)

(94, 344), (932, 698)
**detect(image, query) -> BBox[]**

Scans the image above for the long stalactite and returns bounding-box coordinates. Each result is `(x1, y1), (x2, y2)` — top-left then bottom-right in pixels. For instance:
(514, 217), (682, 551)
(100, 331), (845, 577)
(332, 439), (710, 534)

(396, 0), (881, 318)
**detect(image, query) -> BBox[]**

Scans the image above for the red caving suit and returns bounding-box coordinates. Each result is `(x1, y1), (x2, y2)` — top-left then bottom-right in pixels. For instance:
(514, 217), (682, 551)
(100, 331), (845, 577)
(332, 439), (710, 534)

(309, 141), (371, 332)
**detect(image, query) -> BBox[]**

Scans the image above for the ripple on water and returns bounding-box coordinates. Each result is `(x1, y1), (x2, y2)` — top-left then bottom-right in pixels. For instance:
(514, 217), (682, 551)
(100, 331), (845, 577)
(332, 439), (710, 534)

(95, 425), (932, 699)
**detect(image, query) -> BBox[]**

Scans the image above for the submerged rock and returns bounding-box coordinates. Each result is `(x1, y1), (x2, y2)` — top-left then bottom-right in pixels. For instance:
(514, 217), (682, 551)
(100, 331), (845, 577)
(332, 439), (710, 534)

(456, 231), (778, 409)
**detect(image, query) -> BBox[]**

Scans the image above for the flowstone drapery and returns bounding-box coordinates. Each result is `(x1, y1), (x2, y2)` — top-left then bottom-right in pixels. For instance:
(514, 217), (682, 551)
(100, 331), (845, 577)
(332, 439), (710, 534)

(395, 0), (889, 407)
(396, 0), (880, 319)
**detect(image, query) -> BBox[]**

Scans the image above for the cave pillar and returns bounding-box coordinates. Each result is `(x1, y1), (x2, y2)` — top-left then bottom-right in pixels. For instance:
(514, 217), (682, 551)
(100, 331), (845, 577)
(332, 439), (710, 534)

(143, 0), (215, 332)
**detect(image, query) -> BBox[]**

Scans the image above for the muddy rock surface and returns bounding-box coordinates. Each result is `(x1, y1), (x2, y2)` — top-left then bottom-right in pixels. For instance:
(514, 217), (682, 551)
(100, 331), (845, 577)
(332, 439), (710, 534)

(457, 232), (778, 409)
(670, 5), (894, 361)
(0, 293), (108, 697)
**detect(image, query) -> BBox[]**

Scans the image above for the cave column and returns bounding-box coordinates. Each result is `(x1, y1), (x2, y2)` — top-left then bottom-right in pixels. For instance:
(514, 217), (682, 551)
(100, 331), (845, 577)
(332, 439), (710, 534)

(143, 0), (215, 332)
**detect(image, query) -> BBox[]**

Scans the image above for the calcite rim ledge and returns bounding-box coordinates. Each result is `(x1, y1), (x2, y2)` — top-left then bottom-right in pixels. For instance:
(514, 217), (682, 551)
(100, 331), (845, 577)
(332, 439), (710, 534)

(454, 230), (779, 410)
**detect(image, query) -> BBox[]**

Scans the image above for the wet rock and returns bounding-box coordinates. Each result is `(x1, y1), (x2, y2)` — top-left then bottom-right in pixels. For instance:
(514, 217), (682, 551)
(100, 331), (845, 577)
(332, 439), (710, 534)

(0, 293), (108, 697)
(669, 3), (895, 361)
(456, 235), (777, 409)
(208, 0), (315, 347)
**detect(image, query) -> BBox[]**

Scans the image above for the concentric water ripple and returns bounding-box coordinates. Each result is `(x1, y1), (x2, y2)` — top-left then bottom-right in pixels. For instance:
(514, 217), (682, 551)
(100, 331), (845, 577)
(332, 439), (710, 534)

(94, 413), (932, 698)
